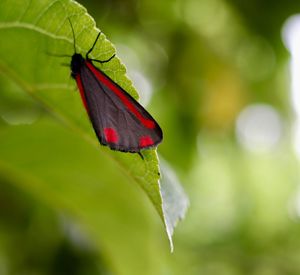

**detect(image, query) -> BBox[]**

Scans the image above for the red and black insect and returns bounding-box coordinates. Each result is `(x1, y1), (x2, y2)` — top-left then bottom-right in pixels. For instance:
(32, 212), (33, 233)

(69, 20), (163, 153)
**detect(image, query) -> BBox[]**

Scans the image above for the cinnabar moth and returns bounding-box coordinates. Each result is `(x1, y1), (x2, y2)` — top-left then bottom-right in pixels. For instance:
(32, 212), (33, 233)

(68, 20), (163, 153)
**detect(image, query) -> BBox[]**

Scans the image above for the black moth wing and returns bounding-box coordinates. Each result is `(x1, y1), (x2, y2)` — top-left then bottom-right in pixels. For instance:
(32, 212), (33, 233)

(78, 60), (163, 153)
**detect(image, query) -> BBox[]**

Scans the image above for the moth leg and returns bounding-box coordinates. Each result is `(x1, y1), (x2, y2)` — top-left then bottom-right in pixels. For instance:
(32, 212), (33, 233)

(86, 31), (115, 63)
(90, 54), (115, 64)
(138, 152), (144, 160)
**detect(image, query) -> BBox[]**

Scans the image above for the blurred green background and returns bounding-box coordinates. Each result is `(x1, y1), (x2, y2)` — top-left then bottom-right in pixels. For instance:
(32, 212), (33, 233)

(2, 0), (300, 274)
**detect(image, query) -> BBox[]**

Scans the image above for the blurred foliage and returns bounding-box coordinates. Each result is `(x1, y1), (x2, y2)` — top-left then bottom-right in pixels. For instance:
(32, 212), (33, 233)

(1, 0), (300, 274)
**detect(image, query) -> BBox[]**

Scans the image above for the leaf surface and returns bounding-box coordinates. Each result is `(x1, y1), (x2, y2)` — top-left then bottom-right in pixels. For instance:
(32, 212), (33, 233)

(0, 0), (188, 261)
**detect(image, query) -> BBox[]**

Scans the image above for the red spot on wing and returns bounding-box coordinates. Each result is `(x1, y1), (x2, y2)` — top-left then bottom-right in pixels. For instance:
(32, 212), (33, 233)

(139, 136), (154, 147)
(104, 127), (119, 143)
(75, 75), (89, 112)
(85, 61), (156, 129)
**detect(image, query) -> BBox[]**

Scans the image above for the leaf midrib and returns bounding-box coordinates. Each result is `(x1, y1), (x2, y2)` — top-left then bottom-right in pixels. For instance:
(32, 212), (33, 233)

(0, 60), (164, 222)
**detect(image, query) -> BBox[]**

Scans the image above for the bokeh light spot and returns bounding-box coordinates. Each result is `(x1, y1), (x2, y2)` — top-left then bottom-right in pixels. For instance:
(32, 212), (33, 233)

(236, 104), (283, 153)
(282, 15), (300, 156)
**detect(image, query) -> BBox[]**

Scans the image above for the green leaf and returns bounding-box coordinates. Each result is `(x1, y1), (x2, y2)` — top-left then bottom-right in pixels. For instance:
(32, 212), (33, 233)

(0, 117), (167, 275)
(160, 159), (189, 252)
(0, 0), (188, 259)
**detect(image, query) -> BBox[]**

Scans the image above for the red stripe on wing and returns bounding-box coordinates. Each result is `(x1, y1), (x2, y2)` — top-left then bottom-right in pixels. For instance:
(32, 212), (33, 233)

(85, 61), (156, 129)
(75, 75), (89, 113)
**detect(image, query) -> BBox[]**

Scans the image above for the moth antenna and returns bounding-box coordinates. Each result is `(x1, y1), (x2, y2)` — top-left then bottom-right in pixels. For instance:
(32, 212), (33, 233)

(86, 32), (102, 58)
(68, 18), (76, 53)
